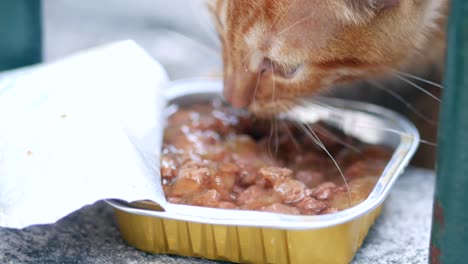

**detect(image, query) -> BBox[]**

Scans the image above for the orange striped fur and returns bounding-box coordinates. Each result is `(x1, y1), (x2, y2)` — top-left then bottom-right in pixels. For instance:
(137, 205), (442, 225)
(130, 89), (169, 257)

(209, 0), (448, 117)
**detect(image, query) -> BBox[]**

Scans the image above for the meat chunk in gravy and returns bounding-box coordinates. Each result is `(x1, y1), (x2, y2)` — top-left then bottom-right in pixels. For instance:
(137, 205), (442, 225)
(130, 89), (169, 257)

(161, 100), (392, 215)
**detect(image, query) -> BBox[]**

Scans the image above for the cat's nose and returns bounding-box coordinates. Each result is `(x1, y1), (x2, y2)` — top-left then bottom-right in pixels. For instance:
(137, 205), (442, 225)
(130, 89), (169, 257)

(223, 71), (257, 109)
(260, 58), (273, 75)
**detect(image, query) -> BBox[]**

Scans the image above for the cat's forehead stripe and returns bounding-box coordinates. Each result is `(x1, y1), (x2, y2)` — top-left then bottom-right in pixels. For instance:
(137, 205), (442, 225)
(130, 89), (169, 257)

(244, 23), (284, 66)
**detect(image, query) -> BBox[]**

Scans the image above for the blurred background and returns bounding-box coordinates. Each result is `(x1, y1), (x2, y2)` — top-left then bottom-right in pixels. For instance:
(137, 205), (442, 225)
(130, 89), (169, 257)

(43, 0), (222, 80)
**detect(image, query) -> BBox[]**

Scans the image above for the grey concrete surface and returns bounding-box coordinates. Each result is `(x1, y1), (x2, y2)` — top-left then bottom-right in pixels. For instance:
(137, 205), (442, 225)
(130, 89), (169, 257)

(0, 1), (434, 263)
(0, 169), (434, 264)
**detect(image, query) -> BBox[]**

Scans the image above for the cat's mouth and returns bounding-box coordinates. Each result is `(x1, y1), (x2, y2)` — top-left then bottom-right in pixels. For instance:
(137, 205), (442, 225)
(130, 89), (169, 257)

(247, 99), (296, 118)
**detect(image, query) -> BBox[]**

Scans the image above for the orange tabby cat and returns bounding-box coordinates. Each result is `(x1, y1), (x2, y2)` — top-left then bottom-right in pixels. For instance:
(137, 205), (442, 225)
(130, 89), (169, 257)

(209, 0), (448, 167)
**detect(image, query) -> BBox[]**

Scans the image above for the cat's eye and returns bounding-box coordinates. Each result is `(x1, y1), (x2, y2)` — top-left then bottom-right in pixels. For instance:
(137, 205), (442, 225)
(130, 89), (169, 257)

(260, 58), (302, 79)
(282, 64), (302, 78)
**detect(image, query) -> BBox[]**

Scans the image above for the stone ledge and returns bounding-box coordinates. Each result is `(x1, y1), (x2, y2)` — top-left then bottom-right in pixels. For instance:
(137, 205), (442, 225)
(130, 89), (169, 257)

(0, 168), (433, 264)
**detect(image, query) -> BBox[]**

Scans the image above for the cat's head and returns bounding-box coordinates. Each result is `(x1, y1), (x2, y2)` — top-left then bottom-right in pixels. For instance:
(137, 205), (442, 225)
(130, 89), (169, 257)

(209, 0), (443, 116)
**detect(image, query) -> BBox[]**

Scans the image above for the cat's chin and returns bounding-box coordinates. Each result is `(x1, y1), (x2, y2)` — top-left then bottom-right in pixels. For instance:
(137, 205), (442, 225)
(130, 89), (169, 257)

(247, 99), (295, 118)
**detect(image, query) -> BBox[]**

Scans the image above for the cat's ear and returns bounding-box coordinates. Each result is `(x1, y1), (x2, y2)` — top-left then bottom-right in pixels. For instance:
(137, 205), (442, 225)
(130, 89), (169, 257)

(206, 0), (218, 15)
(206, 0), (227, 32)
(339, 0), (400, 24)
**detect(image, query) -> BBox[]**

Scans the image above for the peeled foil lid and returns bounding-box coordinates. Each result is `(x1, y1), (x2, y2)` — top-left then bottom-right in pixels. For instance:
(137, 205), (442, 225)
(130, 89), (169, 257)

(0, 40), (170, 228)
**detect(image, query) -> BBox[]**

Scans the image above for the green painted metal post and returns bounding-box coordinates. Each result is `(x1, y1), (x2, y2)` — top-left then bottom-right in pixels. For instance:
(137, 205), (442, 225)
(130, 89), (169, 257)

(0, 0), (42, 71)
(430, 0), (468, 263)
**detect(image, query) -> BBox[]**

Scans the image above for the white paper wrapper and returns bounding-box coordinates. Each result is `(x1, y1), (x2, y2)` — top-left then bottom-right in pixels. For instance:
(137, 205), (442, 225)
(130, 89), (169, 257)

(0, 40), (169, 228)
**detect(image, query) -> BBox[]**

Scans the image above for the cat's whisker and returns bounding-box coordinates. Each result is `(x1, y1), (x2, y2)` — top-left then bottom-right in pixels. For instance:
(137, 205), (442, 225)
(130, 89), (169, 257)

(296, 122), (352, 208)
(253, 69), (262, 109)
(300, 99), (346, 120)
(299, 98), (332, 109)
(289, 100), (437, 147)
(275, 117), (279, 155)
(238, 49), (255, 72)
(278, 14), (315, 35)
(313, 125), (362, 154)
(392, 73), (441, 102)
(296, 122), (319, 145)
(281, 120), (302, 152)
(351, 123), (438, 147)
(420, 139), (438, 147)
(268, 117), (274, 159)
(271, 63), (277, 103)
(393, 70), (444, 89)
(270, 63), (280, 155)
(289, 100), (362, 153)
(367, 80), (437, 126)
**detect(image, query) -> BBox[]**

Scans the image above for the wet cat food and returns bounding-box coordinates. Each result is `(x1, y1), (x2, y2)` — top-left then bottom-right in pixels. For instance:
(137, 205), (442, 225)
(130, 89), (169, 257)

(161, 99), (392, 215)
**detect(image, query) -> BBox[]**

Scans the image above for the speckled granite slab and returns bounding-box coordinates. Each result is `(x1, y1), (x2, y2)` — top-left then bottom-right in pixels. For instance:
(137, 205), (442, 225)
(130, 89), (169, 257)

(0, 168), (433, 264)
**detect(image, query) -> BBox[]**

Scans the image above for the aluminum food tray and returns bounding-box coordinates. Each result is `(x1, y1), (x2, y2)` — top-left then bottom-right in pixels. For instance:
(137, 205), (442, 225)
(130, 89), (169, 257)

(107, 79), (419, 264)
